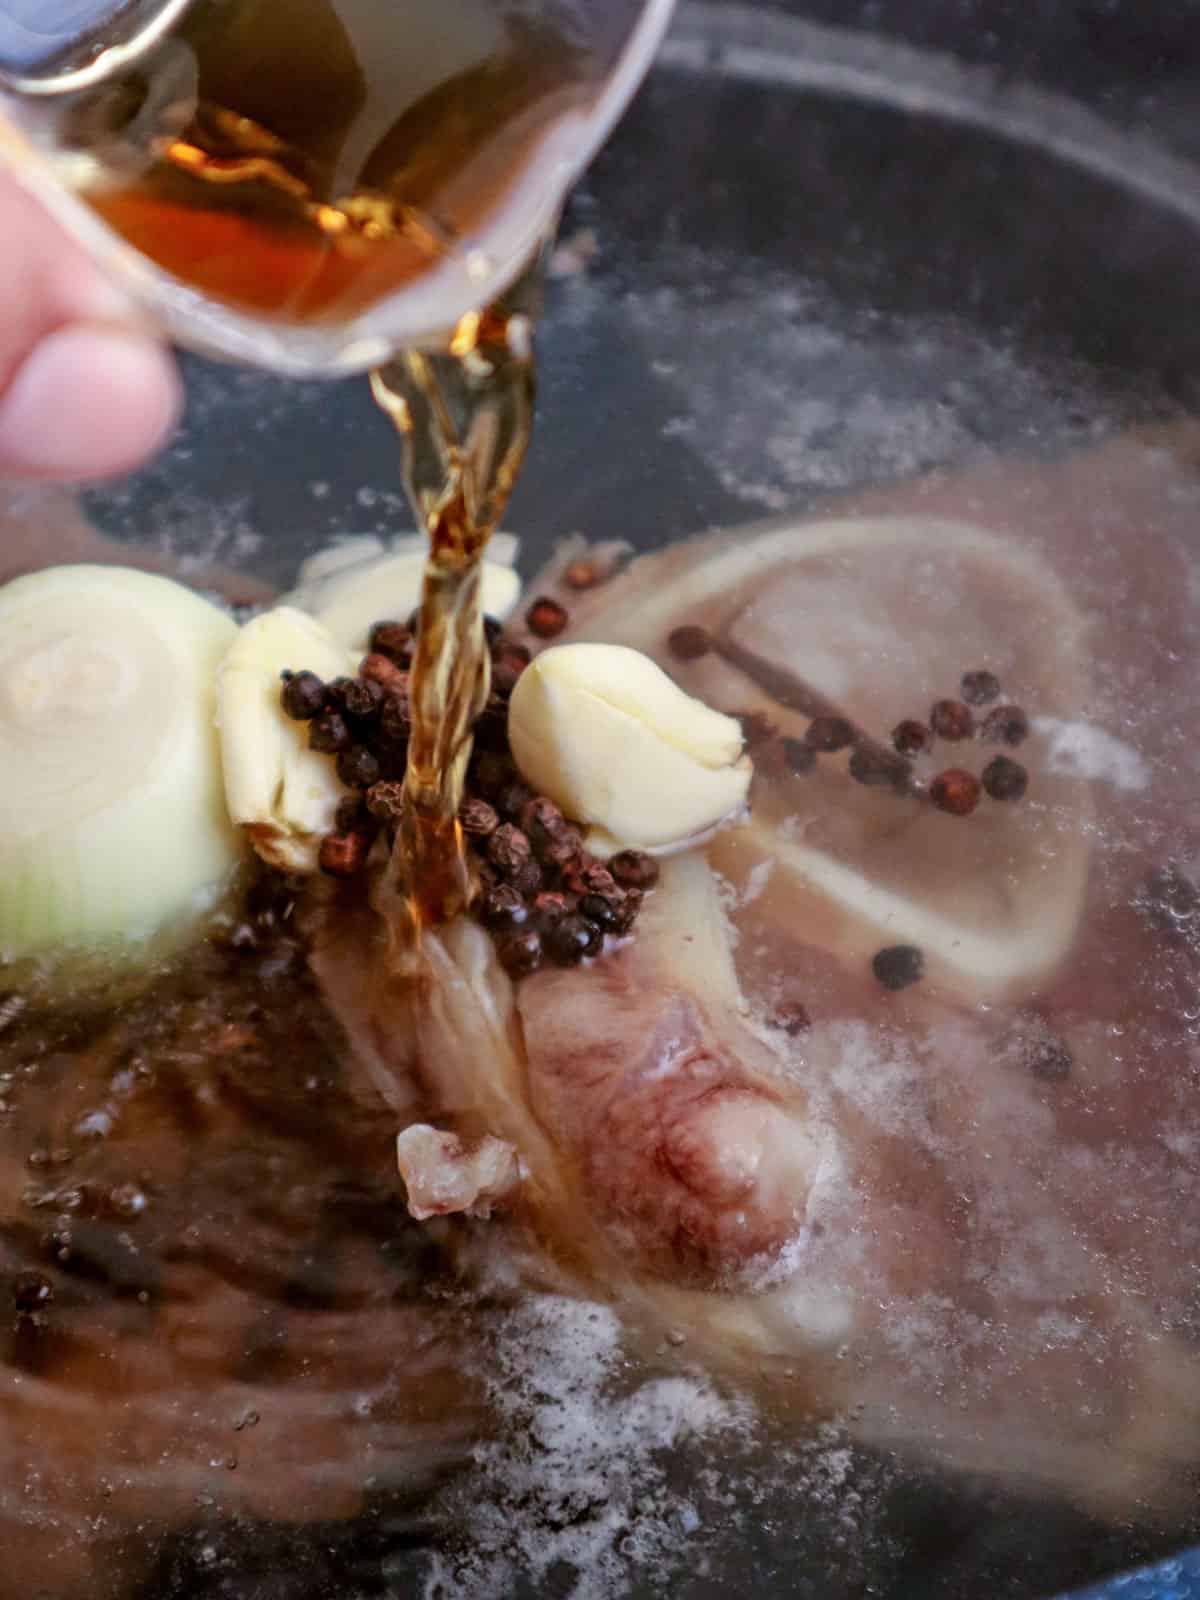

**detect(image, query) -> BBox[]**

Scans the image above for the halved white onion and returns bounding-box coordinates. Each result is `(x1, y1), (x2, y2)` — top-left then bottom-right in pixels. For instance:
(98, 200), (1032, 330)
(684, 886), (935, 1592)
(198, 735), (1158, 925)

(0, 565), (243, 958)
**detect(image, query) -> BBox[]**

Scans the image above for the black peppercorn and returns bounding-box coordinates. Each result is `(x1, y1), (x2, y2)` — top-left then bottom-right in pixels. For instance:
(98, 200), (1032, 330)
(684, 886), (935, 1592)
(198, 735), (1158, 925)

(509, 859), (543, 898)
(960, 669), (1001, 706)
(982, 755), (1028, 802)
(608, 850), (660, 891)
(459, 798), (500, 837)
(324, 675), (357, 706)
(892, 719), (932, 756)
(488, 823), (532, 876)
(533, 890), (576, 929)
(360, 653), (406, 695)
(338, 675), (385, 721)
(380, 695), (412, 745)
(281, 671), (327, 720)
(368, 620), (413, 662)
(519, 796), (569, 851)
(930, 700), (974, 740)
(545, 915), (603, 966)
(480, 885), (529, 931)
(565, 862), (619, 899)
(366, 781), (406, 822)
(981, 705), (1029, 747)
(309, 709), (353, 754)
(539, 829), (584, 870)
(497, 928), (542, 978)
(580, 892), (623, 930)
(872, 944), (924, 991)
(336, 745), (381, 790)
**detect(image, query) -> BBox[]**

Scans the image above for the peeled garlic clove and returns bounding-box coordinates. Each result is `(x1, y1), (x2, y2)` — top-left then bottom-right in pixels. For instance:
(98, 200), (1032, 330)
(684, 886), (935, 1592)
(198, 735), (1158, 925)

(315, 555), (520, 653)
(216, 607), (354, 873)
(292, 530), (519, 596)
(288, 532), (522, 653)
(507, 642), (752, 854)
(291, 536), (388, 597)
(0, 565), (243, 959)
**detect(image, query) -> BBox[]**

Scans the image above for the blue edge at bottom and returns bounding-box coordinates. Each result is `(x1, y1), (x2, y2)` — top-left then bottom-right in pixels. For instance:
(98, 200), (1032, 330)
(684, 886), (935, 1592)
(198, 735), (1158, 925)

(1059, 1549), (1200, 1599)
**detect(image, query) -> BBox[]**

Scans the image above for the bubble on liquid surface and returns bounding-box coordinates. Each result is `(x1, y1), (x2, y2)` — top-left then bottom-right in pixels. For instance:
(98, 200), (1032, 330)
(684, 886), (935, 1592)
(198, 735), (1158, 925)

(421, 1295), (742, 1598)
(420, 1290), (886, 1600)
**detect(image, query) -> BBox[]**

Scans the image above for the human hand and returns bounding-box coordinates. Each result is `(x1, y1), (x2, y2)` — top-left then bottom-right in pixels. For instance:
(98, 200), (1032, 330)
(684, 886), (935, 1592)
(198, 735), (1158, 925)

(0, 167), (181, 481)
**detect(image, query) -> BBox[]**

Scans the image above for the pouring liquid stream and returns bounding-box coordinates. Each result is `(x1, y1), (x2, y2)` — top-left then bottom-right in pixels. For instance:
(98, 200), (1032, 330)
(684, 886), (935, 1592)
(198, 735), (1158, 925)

(371, 274), (537, 949)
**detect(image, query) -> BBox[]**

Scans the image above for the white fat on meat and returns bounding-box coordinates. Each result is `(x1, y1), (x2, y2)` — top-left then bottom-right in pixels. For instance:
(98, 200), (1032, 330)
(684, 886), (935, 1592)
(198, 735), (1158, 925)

(396, 1125), (520, 1220)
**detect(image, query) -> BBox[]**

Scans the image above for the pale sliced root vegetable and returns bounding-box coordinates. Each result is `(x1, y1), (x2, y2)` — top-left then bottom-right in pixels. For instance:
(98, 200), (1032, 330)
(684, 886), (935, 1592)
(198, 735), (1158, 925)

(314, 553), (520, 653)
(291, 536), (392, 592)
(291, 530), (519, 597)
(287, 531), (522, 652)
(507, 642), (752, 855)
(0, 565), (243, 959)
(533, 515), (1092, 1000)
(216, 607), (355, 874)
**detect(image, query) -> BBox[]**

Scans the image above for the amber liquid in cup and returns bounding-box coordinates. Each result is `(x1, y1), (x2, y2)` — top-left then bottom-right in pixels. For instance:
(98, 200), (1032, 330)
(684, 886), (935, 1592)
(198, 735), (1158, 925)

(68, 0), (593, 324)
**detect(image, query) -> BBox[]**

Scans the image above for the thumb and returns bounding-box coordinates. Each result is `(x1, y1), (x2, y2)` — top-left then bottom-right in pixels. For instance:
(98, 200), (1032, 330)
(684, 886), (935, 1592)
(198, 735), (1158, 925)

(0, 321), (182, 480)
(0, 170), (181, 481)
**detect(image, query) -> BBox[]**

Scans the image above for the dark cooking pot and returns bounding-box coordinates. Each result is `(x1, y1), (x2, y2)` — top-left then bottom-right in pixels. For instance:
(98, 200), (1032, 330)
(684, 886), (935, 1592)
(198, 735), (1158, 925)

(7, 2), (1200, 1596)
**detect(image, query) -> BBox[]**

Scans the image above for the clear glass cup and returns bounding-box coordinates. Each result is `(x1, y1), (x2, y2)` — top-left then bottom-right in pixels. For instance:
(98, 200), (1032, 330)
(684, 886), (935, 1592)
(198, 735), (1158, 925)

(0, 0), (676, 373)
